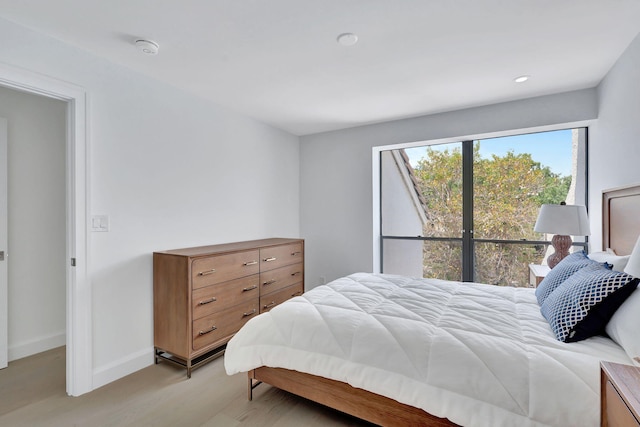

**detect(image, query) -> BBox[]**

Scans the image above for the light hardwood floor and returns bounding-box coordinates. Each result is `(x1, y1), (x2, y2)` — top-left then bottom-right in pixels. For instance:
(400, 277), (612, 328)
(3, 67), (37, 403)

(0, 347), (373, 427)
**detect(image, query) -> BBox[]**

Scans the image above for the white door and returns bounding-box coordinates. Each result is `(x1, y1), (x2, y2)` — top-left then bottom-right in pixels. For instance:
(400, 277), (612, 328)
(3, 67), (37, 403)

(0, 118), (7, 369)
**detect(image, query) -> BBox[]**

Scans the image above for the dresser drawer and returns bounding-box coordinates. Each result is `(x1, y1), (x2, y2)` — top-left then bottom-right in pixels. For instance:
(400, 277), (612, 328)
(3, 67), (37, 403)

(192, 250), (259, 290)
(259, 243), (303, 272)
(192, 301), (259, 351)
(260, 262), (304, 295)
(192, 274), (259, 320)
(260, 283), (304, 313)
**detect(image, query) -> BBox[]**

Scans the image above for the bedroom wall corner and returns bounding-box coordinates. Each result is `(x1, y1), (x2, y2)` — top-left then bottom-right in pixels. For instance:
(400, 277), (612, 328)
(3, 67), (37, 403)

(589, 32), (640, 251)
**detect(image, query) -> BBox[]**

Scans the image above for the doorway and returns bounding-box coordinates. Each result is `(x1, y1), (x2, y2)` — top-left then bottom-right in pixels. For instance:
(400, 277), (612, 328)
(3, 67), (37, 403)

(0, 62), (90, 396)
(0, 86), (66, 370)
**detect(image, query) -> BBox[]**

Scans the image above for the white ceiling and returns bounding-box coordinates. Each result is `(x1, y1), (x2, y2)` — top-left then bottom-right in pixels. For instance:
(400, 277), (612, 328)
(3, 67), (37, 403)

(1, 0), (639, 135)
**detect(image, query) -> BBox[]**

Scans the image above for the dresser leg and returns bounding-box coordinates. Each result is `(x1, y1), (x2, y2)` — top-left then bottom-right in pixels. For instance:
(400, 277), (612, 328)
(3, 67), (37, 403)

(247, 371), (262, 401)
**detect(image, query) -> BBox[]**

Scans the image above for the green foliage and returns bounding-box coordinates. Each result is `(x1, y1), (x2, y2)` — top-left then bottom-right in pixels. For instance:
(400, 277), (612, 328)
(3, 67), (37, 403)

(413, 143), (570, 286)
(416, 147), (463, 239)
(536, 167), (572, 205)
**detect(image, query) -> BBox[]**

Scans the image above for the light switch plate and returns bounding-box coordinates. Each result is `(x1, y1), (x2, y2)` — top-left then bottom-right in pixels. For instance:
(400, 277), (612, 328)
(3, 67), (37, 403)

(91, 215), (110, 232)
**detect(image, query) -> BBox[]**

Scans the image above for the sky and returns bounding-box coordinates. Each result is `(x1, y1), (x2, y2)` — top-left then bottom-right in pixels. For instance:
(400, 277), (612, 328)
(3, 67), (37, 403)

(405, 129), (573, 176)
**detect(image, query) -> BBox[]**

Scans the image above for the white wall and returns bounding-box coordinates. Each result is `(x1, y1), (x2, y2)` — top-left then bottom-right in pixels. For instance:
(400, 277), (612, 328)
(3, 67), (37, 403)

(0, 86), (66, 360)
(0, 18), (300, 389)
(589, 33), (640, 251)
(300, 89), (597, 288)
(380, 151), (423, 277)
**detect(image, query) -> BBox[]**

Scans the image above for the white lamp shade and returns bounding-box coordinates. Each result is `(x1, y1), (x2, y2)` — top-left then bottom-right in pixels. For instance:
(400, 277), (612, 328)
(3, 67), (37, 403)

(624, 236), (640, 278)
(534, 204), (591, 236)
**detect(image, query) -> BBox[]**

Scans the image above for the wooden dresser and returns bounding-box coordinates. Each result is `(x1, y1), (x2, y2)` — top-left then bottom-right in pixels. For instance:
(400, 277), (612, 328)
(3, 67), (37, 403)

(153, 238), (304, 377)
(601, 361), (640, 426)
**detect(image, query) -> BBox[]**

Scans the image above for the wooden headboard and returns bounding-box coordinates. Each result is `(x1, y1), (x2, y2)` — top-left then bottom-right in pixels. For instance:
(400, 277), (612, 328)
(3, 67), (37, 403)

(603, 184), (640, 255)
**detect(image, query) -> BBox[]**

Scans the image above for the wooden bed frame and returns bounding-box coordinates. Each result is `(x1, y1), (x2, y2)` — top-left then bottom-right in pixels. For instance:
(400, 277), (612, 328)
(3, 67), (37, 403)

(248, 367), (455, 426)
(246, 184), (640, 427)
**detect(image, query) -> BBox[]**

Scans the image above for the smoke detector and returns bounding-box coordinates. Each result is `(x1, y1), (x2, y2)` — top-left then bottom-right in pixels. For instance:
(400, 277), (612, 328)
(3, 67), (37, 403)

(135, 39), (159, 55)
(337, 33), (358, 47)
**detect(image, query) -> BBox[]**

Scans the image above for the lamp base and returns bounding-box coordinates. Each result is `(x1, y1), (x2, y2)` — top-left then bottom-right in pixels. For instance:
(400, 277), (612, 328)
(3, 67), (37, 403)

(547, 234), (572, 269)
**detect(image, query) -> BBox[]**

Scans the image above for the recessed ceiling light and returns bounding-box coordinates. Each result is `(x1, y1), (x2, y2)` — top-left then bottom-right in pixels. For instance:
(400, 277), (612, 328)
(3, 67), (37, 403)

(135, 39), (159, 55)
(337, 33), (358, 47)
(514, 75), (530, 83)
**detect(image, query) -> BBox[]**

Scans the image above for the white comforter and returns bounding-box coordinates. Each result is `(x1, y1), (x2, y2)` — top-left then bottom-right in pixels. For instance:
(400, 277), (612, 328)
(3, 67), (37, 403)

(224, 273), (632, 427)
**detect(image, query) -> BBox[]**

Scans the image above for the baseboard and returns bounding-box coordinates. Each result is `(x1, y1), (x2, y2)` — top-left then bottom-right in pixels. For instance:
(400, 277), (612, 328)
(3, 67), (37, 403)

(8, 330), (65, 361)
(92, 346), (154, 390)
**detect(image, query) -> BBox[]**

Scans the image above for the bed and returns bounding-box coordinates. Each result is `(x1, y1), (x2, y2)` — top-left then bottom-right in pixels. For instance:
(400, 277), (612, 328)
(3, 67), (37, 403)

(223, 184), (640, 427)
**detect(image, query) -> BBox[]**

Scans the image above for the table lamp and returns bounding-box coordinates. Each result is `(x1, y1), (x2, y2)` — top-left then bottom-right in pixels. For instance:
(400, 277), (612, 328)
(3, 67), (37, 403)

(534, 202), (590, 268)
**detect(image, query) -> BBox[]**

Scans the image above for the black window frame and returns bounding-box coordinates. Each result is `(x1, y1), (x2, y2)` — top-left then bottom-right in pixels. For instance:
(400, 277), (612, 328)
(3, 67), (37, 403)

(379, 129), (589, 282)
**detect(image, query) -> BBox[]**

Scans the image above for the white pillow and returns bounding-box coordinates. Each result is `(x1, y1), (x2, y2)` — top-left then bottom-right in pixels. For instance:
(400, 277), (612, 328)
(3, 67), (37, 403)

(606, 285), (640, 365)
(588, 251), (631, 272)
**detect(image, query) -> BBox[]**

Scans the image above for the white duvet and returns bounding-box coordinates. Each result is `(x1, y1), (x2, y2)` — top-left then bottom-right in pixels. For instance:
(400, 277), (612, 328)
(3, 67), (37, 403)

(224, 273), (633, 427)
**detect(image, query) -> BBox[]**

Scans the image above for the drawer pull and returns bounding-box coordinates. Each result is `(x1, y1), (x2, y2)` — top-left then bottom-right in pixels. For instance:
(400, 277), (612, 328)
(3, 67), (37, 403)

(197, 269), (216, 276)
(263, 279), (277, 286)
(198, 297), (217, 305)
(243, 260), (258, 266)
(291, 271), (302, 277)
(291, 251), (302, 256)
(198, 326), (217, 336)
(242, 285), (258, 292)
(263, 257), (277, 262)
(292, 291), (303, 297)
(263, 301), (276, 309)
(243, 309), (257, 317)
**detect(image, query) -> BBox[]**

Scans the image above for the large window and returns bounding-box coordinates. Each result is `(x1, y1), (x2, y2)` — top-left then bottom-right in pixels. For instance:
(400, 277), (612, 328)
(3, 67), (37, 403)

(380, 128), (587, 286)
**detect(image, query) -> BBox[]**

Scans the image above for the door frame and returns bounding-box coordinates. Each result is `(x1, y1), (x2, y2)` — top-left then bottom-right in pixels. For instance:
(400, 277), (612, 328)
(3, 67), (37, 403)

(0, 118), (6, 370)
(0, 62), (91, 396)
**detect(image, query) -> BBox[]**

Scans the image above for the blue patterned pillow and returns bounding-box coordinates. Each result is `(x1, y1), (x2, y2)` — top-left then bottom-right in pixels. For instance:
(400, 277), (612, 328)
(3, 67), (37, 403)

(540, 267), (639, 342)
(535, 251), (607, 305)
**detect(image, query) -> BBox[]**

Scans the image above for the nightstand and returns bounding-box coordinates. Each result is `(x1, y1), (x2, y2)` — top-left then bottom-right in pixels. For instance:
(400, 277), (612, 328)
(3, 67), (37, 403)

(601, 361), (640, 426)
(528, 264), (550, 287)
